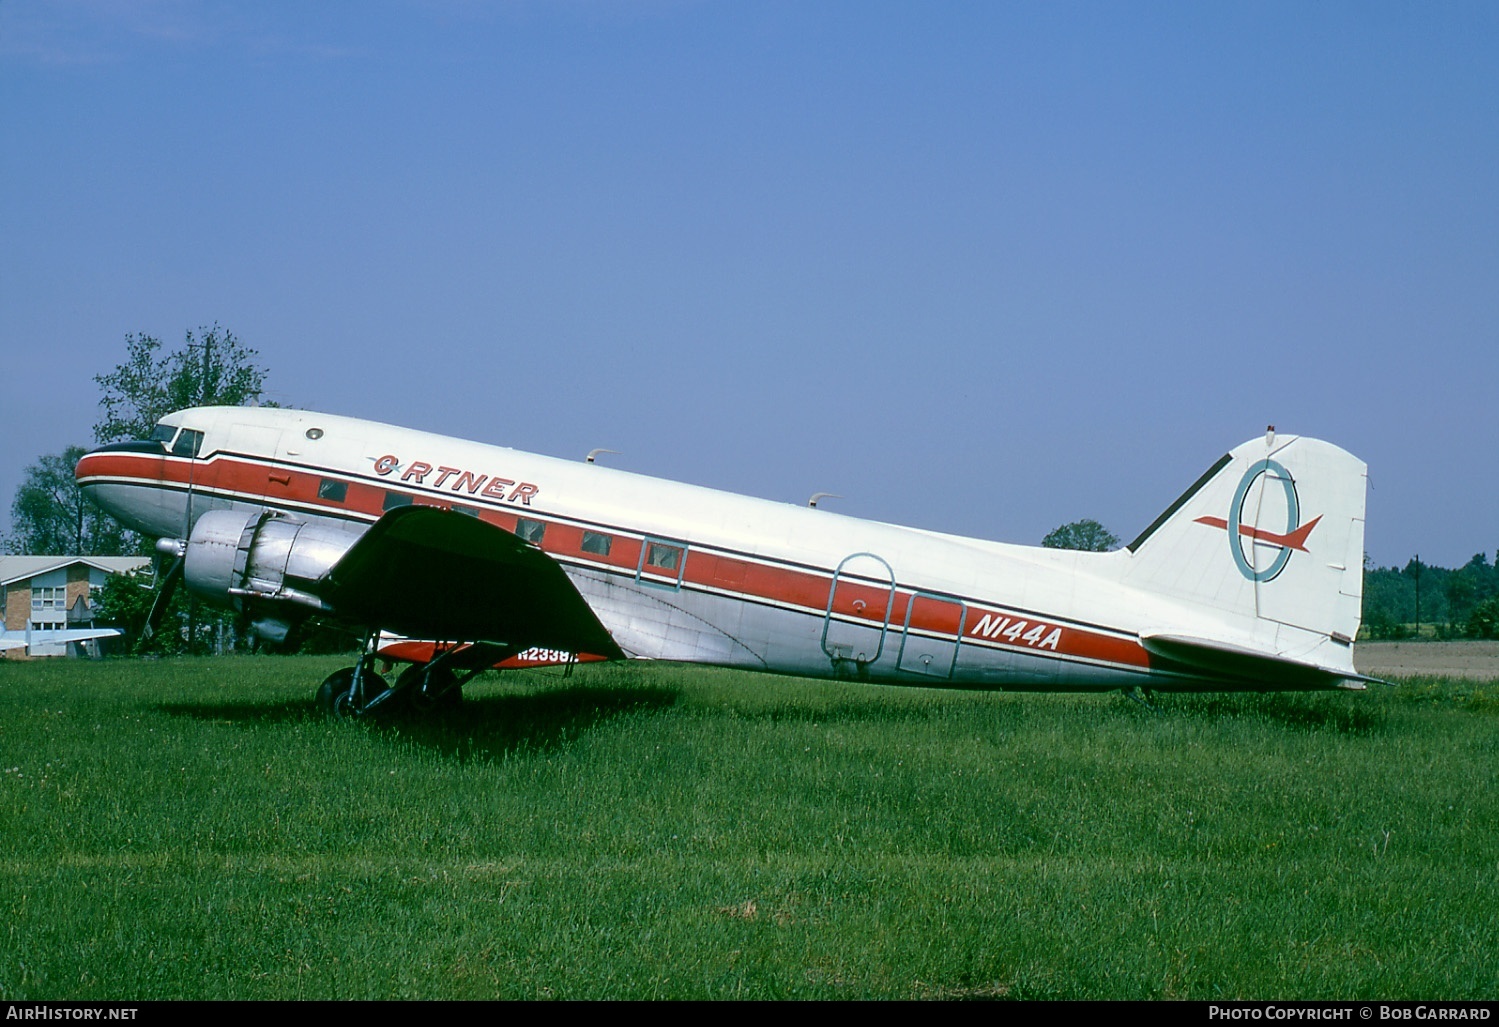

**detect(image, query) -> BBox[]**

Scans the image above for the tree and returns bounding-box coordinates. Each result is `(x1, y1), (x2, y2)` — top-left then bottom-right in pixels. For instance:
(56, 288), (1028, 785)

(1469, 597), (1499, 640)
(1042, 519), (1120, 552)
(91, 568), (160, 651)
(93, 324), (271, 444)
(6, 446), (133, 555)
(6, 324), (272, 556)
(93, 567), (240, 655)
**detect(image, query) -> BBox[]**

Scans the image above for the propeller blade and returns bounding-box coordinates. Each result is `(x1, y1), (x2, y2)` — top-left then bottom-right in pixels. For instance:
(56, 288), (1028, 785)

(143, 557), (184, 640)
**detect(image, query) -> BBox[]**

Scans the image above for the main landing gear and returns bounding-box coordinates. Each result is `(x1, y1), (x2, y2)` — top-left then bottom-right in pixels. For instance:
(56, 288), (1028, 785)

(396, 661), (462, 714)
(316, 657), (397, 722)
(315, 634), (506, 721)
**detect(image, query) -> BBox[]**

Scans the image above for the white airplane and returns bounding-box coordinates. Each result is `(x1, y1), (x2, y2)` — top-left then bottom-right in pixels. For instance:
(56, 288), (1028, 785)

(74, 408), (1372, 716)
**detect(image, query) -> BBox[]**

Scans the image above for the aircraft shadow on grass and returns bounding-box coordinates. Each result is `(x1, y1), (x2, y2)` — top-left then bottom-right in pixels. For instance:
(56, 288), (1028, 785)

(1171, 692), (1388, 734)
(154, 682), (680, 761)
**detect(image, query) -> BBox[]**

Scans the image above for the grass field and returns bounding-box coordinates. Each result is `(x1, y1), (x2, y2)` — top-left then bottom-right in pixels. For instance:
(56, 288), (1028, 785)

(2, 655), (1496, 1000)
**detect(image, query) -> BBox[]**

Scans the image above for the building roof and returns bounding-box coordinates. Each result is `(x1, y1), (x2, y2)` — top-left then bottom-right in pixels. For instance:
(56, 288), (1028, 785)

(0, 556), (152, 588)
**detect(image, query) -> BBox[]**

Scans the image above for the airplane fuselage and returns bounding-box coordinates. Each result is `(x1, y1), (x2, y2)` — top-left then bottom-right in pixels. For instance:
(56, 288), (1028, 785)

(76, 406), (1366, 692)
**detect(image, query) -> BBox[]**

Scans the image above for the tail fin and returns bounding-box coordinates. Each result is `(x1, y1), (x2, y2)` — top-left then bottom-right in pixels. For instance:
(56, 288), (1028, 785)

(1124, 431), (1367, 647)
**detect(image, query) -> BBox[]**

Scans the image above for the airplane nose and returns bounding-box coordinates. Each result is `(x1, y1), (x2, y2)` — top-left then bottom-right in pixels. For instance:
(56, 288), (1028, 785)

(74, 440), (144, 490)
(77, 440), (168, 472)
(73, 438), (176, 538)
(74, 445), (103, 494)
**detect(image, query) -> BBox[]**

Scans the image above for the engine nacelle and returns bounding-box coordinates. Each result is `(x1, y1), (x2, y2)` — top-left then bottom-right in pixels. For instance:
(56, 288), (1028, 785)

(183, 509), (366, 644)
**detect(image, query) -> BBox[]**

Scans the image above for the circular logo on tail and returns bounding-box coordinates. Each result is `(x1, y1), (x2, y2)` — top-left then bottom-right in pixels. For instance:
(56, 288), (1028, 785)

(1228, 459), (1300, 582)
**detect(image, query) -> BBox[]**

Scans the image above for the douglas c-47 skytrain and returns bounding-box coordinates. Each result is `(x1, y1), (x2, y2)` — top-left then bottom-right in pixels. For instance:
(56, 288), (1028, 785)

(74, 408), (1373, 717)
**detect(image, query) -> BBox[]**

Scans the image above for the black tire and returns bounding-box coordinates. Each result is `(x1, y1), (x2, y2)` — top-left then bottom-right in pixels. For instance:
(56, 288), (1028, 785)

(315, 666), (390, 721)
(396, 663), (463, 714)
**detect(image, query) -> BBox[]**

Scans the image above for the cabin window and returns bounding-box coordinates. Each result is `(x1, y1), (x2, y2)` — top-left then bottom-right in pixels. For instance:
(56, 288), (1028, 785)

(453, 505), (479, 518)
(318, 478), (348, 503)
(646, 542), (681, 571)
(150, 424), (177, 445)
(581, 531), (612, 557)
(383, 491), (413, 512)
(171, 429), (204, 458)
(516, 518), (546, 545)
(637, 538), (688, 589)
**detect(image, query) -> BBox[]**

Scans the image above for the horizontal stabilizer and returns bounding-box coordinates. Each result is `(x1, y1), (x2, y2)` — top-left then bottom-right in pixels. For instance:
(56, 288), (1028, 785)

(1141, 633), (1377, 690)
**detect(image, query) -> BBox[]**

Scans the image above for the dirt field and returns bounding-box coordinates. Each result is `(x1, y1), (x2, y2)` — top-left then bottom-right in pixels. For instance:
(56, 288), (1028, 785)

(1355, 640), (1499, 681)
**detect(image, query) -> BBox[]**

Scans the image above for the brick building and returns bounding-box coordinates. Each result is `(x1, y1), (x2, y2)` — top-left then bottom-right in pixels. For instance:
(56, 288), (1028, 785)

(0, 556), (151, 657)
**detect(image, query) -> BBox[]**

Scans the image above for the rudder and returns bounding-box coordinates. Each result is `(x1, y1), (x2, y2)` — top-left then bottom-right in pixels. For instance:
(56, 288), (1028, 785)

(1124, 431), (1367, 645)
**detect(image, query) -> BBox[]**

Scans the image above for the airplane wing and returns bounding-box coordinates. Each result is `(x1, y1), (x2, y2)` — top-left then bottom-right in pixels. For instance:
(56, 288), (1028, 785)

(319, 506), (624, 659)
(0, 628), (123, 654)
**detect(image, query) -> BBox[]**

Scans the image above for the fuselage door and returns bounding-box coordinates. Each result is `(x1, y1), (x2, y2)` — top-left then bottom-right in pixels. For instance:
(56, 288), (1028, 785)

(897, 593), (967, 679)
(821, 553), (896, 667)
(225, 422), (286, 501)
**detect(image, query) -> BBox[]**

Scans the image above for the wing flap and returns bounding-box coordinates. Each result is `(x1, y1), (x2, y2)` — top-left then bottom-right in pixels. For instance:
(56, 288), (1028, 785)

(322, 506), (622, 658)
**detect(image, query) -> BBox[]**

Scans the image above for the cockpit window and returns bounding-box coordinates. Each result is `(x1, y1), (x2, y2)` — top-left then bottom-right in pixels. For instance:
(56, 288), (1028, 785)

(171, 429), (204, 458)
(150, 424), (177, 445)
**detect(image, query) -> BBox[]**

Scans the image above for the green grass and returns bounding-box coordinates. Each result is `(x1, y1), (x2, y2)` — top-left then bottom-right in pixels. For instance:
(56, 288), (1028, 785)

(2, 656), (1496, 999)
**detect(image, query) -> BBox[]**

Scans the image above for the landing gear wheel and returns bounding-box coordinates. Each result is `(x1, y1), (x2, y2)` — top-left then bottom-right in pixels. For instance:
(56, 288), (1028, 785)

(316, 667), (390, 721)
(397, 664), (462, 714)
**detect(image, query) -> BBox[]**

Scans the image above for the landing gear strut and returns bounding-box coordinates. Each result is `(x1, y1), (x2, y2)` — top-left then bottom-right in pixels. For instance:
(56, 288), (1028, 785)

(396, 662), (462, 713)
(316, 638), (514, 721)
(315, 632), (397, 721)
(1122, 685), (1162, 714)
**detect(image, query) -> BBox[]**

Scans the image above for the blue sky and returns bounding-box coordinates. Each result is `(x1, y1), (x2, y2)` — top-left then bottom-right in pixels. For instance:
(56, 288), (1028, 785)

(3, 1), (1496, 568)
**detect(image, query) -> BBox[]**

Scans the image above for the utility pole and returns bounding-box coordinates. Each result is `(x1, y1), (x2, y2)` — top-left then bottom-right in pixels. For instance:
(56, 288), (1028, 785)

(1412, 554), (1422, 638)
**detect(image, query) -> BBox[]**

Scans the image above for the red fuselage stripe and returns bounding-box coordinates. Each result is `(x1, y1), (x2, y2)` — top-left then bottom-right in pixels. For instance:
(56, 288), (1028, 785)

(77, 450), (1155, 674)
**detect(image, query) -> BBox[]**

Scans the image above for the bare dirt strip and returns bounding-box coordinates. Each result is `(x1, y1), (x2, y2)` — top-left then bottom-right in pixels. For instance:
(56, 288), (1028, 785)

(1355, 640), (1499, 681)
